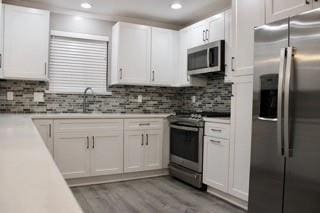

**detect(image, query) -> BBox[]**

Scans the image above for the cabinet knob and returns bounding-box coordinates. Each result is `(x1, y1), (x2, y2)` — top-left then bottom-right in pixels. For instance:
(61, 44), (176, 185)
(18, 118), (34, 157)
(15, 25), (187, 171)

(119, 68), (123, 80)
(152, 70), (155, 81)
(203, 30), (206, 42)
(210, 139), (221, 144)
(92, 136), (95, 149)
(231, 57), (235, 72)
(86, 136), (89, 149)
(141, 134), (144, 146)
(306, 0), (310, 4)
(146, 134), (149, 146)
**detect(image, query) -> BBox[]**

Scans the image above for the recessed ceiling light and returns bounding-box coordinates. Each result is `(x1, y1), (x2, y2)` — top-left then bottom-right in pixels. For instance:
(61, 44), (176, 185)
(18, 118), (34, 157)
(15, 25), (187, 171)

(81, 2), (92, 9)
(171, 3), (182, 10)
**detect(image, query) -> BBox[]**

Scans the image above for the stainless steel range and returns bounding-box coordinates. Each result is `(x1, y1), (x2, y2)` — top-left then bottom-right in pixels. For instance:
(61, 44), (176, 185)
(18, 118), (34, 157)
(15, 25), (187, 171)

(168, 111), (230, 189)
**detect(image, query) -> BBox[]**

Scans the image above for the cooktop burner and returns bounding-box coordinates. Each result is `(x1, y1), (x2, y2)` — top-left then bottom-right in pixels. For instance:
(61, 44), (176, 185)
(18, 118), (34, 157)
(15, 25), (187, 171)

(169, 111), (231, 127)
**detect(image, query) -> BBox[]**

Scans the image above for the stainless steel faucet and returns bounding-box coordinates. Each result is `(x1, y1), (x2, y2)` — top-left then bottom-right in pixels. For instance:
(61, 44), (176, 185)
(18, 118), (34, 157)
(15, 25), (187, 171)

(83, 87), (94, 113)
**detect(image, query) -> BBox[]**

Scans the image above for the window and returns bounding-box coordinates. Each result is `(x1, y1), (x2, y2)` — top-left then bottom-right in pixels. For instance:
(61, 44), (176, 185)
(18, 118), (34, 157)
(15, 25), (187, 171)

(48, 31), (109, 94)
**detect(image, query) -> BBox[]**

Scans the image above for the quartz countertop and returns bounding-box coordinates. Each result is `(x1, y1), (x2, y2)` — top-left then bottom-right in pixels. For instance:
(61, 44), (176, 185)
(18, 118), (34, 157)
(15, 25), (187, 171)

(0, 113), (171, 213)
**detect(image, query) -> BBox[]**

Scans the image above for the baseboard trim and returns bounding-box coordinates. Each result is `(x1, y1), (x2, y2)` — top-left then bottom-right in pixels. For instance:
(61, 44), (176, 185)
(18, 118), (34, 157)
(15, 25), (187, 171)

(67, 169), (169, 187)
(207, 186), (248, 210)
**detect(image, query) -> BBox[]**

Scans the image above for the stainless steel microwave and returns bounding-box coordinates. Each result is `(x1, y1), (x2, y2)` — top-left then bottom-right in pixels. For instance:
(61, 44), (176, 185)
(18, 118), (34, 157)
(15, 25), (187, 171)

(187, 40), (225, 75)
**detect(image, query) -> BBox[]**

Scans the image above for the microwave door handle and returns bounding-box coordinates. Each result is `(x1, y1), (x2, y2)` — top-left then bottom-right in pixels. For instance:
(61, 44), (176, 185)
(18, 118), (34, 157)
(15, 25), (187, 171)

(277, 47), (287, 157)
(284, 47), (294, 158)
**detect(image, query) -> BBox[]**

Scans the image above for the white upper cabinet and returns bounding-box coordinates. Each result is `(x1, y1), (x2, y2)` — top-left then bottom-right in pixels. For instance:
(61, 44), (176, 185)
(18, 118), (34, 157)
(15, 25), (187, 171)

(224, 9), (233, 83)
(151, 27), (177, 86)
(2, 4), (49, 81)
(111, 22), (151, 85)
(208, 13), (225, 42)
(188, 20), (208, 48)
(266, 0), (313, 23)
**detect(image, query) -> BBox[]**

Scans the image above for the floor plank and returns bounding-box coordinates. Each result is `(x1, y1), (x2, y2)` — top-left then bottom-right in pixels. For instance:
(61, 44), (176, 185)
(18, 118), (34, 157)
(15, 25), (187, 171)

(71, 176), (246, 213)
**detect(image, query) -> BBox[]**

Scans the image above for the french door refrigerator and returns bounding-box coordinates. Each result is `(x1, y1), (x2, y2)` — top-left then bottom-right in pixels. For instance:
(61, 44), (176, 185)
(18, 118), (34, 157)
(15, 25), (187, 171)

(249, 8), (320, 213)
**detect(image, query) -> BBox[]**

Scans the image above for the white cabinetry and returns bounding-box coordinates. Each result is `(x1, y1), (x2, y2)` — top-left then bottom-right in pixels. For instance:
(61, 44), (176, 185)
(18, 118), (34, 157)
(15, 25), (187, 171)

(266, 0), (313, 23)
(232, 0), (265, 76)
(111, 22), (151, 85)
(151, 27), (177, 86)
(208, 13), (225, 42)
(229, 76), (253, 201)
(124, 119), (163, 173)
(203, 121), (230, 193)
(53, 119), (124, 179)
(2, 4), (49, 81)
(33, 119), (53, 155)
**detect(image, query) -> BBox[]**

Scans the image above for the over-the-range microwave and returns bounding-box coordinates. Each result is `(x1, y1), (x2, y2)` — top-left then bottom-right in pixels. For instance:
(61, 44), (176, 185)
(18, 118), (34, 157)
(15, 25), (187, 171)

(187, 40), (225, 75)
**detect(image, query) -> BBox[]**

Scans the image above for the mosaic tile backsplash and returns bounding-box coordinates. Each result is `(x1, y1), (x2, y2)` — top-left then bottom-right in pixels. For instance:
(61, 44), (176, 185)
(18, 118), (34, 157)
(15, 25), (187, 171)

(0, 75), (232, 113)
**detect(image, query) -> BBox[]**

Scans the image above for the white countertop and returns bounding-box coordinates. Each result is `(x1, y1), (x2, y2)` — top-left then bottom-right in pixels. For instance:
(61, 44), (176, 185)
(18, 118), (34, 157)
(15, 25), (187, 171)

(32, 112), (173, 119)
(0, 113), (171, 213)
(203, 117), (231, 124)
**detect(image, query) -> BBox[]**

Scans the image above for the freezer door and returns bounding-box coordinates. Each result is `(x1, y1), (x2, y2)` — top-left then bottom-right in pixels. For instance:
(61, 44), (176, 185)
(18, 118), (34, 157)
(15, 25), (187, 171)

(284, 9), (320, 213)
(248, 19), (289, 213)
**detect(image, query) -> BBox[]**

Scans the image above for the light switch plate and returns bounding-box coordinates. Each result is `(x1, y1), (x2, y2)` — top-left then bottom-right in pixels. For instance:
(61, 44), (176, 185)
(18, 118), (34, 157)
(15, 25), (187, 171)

(137, 95), (143, 103)
(192, 96), (196, 103)
(34, 92), (44, 102)
(7, 92), (14, 101)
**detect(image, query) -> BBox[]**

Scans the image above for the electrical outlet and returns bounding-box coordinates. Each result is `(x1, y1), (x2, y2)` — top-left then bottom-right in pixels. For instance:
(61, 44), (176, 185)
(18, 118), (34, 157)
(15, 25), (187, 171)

(7, 92), (14, 101)
(34, 92), (44, 102)
(192, 96), (196, 103)
(137, 95), (143, 103)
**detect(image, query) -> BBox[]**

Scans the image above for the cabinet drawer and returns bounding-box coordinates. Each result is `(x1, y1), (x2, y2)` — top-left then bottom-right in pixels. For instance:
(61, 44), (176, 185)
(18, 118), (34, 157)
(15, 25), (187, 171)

(124, 119), (163, 130)
(54, 119), (124, 133)
(205, 122), (230, 139)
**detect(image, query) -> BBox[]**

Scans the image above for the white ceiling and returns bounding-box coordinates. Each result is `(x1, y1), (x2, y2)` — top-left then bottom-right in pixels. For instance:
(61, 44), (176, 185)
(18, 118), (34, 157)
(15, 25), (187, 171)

(15, 0), (231, 27)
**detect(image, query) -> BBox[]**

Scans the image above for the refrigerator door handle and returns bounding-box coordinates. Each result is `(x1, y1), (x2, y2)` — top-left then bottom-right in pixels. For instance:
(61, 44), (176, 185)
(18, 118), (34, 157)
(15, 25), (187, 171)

(284, 47), (294, 158)
(277, 47), (287, 156)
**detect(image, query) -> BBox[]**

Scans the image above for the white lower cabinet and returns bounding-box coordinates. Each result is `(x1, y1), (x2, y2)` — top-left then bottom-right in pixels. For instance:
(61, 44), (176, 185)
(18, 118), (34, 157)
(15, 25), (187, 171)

(229, 75), (253, 201)
(203, 136), (229, 192)
(90, 131), (124, 176)
(33, 118), (164, 179)
(54, 132), (91, 179)
(33, 119), (53, 155)
(124, 129), (163, 173)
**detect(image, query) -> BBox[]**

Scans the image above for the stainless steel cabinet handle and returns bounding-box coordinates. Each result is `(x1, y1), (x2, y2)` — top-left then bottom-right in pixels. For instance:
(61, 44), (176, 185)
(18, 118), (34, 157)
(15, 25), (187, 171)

(284, 47), (294, 158)
(206, 29), (209, 41)
(210, 139), (221, 144)
(139, 123), (150, 126)
(203, 30), (206, 42)
(146, 134), (149, 146)
(49, 124), (52, 138)
(92, 136), (95, 149)
(86, 136), (89, 149)
(44, 62), (47, 76)
(0, 54), (2, 69)
(141, 134), (144, 146)
(211, 129), (222, 132)
(277, 48), (287, 156)
(119, 68), (123, 80)
(231, 57), (235, 72)
(152, 70), (155, 81)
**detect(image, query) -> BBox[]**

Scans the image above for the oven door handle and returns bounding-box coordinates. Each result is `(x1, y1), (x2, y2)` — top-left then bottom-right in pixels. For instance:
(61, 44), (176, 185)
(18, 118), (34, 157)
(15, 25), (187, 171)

(170, 124), (199, 132)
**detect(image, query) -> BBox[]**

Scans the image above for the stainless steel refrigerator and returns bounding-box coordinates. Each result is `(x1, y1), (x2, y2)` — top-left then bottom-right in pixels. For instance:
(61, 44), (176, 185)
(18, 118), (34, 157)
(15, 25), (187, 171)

(249, 8), (320, 213)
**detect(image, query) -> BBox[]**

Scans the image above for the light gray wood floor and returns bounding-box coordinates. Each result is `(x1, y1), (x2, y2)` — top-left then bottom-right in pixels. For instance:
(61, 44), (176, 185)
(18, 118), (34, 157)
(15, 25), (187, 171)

(71, 176), (246, 213)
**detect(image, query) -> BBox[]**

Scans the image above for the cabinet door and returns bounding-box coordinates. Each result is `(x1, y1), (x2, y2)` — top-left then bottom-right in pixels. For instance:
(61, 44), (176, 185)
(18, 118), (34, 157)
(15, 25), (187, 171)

(208, 13), (225, 42)
(266, 0), (312, 23)
(144, 130), (163, 171)
(151, 27), (177, 86)
(232, 0), (265, 76)
(90, 131), (123, 176)
(229, 76), (253, 201)
(124, 130), (144, 173)
(54, 133), (90, 179)
(188, 20), (208, 48)
(203, 136), (229, 192)
(117, 23), (151, 84)
(3, 5), (49, 80)
(33, 119), (53, 155)
(224, 9), (233, 83)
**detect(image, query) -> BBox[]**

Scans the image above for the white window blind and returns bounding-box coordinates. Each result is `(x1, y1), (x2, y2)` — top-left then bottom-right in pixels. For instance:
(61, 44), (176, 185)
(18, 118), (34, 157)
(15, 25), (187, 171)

(49, 32), (108, 94)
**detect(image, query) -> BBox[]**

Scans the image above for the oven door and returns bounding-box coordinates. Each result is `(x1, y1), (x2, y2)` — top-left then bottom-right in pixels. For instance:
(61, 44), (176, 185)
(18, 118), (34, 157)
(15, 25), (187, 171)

(170, 124), (203, 173)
